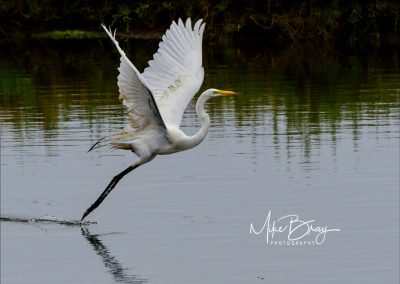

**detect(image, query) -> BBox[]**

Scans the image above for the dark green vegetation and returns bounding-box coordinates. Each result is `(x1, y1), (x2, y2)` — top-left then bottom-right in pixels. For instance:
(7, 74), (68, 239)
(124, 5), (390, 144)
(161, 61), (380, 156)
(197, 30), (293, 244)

(1, 0), (399, 48)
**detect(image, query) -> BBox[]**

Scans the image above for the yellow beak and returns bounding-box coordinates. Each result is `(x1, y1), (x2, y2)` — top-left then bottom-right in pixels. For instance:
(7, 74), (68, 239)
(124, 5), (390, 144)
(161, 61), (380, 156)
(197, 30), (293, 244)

(215, 89), (239, 96)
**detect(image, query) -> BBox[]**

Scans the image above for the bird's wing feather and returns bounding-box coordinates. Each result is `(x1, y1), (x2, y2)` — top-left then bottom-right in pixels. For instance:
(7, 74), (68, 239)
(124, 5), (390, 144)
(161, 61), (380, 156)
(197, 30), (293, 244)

(102, 25), (166, 133)
(142, 18), (206, 128)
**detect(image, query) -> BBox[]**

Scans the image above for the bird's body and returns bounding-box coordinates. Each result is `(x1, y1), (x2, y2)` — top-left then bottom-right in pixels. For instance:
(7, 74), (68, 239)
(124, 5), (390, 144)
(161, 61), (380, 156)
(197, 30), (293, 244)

(81, 18), (237, 221)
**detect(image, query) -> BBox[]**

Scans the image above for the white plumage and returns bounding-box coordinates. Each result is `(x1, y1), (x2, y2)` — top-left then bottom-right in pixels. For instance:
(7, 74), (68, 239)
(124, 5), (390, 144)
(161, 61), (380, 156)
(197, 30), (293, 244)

(143, 18), (205, 128)
(81, 18), (237, 221)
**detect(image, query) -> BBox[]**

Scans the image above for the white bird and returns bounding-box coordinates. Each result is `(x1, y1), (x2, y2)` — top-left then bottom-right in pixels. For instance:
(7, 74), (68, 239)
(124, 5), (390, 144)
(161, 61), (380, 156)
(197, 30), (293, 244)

(81, 18), (238, 221)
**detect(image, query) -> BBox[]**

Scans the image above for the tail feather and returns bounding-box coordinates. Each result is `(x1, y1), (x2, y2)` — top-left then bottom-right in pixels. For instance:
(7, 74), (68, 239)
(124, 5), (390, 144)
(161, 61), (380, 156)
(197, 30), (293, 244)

(88, 136), (108, 152)
(88, 132), (137, 152)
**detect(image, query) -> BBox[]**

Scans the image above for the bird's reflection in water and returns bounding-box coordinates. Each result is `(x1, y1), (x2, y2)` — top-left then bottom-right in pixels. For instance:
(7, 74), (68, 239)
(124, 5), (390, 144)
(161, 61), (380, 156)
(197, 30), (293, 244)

(81, 227), (148, 283)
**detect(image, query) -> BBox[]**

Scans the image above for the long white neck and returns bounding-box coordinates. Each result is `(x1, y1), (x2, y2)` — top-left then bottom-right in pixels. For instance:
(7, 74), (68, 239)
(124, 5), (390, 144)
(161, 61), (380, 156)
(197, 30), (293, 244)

(185, 91), (211, 149)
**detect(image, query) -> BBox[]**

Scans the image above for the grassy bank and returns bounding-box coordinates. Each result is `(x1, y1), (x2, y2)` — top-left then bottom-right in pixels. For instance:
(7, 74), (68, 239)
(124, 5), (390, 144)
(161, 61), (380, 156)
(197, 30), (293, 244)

(1, 1), (399, 48)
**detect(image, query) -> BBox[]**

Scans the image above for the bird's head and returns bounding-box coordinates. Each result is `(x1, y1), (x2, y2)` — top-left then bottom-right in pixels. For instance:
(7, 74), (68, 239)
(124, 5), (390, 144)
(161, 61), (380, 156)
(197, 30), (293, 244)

(204, 88), (239, 98)
(197, 88), (239, 112)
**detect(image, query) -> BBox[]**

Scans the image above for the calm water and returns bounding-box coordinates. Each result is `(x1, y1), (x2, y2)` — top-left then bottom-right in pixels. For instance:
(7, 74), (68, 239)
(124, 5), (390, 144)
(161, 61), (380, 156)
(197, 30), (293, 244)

(1, 39), (399, 283)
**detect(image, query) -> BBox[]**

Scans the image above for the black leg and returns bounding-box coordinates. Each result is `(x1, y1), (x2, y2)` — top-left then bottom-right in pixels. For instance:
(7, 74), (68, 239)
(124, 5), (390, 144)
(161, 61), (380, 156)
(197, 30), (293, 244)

(81, 165), (138, 221)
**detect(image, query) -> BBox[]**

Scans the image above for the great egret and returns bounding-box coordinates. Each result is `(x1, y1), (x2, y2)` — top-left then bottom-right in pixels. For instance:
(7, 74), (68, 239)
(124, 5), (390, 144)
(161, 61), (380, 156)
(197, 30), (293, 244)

(81, 18), (237, 221)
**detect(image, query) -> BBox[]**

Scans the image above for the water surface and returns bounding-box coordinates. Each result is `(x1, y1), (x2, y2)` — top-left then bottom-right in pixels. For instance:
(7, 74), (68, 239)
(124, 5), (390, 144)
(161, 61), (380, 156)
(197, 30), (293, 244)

(1, 40), (399, 283)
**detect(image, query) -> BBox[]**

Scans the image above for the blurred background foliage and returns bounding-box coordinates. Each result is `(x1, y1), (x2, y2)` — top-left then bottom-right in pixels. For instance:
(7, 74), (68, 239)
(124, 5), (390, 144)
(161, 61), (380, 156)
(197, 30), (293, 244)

(1, 0), (399, 48)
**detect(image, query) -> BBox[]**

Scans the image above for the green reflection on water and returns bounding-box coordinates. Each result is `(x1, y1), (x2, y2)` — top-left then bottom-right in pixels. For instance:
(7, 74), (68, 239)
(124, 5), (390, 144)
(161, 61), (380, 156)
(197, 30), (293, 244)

(1, 39), (399, 157)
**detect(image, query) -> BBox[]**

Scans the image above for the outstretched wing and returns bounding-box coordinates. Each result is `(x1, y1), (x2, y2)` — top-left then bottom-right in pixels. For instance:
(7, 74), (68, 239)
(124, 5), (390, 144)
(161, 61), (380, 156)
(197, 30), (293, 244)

(142, 18), (206, 129)
(102, 25), (166, 133)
